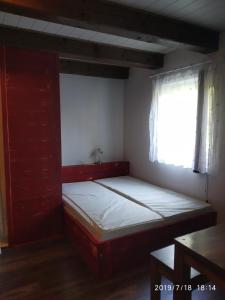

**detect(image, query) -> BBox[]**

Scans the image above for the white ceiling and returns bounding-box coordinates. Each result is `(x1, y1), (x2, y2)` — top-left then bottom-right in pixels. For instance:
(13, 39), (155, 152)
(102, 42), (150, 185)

(0, 0), (224, 56)
(107, 0), (225, 31)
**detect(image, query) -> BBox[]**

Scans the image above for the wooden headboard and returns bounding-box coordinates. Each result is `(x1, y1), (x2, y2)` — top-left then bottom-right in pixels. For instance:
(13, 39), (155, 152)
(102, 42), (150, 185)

(61, 161), (129, 183)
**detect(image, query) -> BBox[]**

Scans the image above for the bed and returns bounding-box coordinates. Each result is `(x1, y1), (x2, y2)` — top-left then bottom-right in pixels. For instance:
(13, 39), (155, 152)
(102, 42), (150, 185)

(62, 161), (217, 278)
(95, 176), (212, 221)
(63, 181), (163, 242)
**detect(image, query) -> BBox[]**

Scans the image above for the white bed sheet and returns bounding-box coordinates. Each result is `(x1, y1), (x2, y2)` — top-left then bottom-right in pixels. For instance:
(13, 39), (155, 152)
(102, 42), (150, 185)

(62, 181), (163, 241)
(95, 176), (212, 220)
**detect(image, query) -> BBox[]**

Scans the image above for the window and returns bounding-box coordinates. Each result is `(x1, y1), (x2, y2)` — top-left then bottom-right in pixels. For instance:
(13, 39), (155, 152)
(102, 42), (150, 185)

(149, 70), (213, 173)
(149, 69), (202, 169)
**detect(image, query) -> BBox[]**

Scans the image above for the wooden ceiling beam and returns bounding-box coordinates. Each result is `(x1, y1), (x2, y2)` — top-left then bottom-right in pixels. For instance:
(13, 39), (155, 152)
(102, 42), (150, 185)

(0, 0), (219, 53)
(0, 26), (163, 69)
(60, 59), (129, 79)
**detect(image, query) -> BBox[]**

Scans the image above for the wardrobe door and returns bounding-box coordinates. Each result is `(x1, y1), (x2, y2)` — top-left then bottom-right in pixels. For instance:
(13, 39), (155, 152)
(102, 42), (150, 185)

(1, 46), (62, 246)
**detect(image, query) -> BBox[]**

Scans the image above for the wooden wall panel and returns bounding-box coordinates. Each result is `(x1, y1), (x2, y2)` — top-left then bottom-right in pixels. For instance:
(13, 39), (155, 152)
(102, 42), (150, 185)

(0, 46), (8, 245)
(0, 46), (62, 246)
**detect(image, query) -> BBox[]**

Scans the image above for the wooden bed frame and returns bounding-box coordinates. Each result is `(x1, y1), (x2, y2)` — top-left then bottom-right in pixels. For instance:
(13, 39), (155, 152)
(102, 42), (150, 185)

(62, 161), (217, 278)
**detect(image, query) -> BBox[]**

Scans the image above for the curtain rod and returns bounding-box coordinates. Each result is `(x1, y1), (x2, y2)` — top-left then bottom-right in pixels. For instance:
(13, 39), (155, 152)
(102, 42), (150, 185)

(149, 60), (212, 79)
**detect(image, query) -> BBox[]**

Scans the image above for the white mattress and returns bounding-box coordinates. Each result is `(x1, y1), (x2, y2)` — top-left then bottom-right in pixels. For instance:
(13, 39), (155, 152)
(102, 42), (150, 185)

(62, 181), (163, 241)
(95, 176), (212, 220)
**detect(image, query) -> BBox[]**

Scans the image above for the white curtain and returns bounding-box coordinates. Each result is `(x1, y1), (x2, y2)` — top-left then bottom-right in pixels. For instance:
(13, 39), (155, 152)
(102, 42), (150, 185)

(149, 69), (199, 168)
(193, 66), (214, 173)
(202, 59), (225, 175)
(149, 63), (222, 175)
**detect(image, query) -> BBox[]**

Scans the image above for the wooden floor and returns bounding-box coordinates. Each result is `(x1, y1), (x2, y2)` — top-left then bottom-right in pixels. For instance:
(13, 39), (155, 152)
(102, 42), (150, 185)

(0, 239), (224, 300)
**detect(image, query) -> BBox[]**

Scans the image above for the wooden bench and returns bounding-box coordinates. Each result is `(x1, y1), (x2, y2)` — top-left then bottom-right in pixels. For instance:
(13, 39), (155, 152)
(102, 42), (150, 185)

(150, 244), (207, 300)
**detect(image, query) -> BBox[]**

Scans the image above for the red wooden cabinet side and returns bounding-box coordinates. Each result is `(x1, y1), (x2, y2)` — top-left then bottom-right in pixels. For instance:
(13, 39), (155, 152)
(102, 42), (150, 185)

(1, 46), (63, 246)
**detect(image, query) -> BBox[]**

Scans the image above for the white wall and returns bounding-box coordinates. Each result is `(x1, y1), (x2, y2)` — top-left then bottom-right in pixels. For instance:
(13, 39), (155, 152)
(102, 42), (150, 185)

(124, 47), (225, 221)
(60, 74), (125, 166)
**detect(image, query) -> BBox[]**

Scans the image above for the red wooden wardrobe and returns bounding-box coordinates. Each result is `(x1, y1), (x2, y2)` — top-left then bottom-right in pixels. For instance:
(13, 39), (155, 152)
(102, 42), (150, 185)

(0, 46), (62, 246)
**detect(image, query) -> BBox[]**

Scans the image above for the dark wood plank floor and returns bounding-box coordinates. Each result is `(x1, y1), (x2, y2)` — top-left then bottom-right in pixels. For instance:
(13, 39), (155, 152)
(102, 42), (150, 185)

(0, 239), (224, 300)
